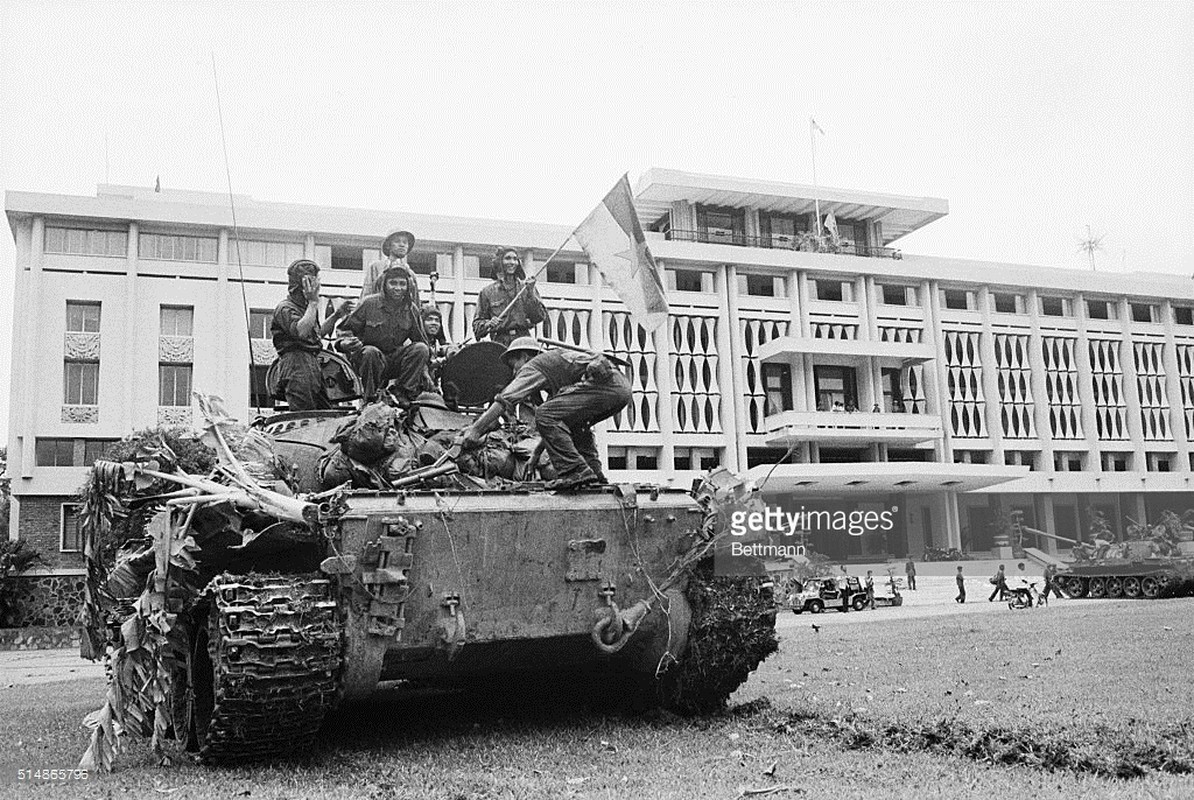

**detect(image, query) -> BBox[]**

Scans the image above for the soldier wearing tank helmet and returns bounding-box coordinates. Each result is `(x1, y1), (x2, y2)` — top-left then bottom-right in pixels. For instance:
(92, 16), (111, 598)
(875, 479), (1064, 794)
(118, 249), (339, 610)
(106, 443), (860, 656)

(472, 247), (546, 346)
(270, 258), (356, 410)
(362, 229), (418, 299)
(455, 337), (631, 489)
(338, 263), (430, 406)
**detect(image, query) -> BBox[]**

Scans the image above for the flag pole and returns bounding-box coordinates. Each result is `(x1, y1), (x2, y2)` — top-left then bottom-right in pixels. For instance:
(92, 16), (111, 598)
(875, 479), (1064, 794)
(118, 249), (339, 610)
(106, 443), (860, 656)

(810, 117), (822, 242)
(464, 224), (580, 344)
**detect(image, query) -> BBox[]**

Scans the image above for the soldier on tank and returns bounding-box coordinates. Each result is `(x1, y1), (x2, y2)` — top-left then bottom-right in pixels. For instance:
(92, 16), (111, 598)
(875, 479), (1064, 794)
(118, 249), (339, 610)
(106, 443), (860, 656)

(270, 259), (355, 410)
(362, 229), (418, 299)
(472, 247), (546, 346)
(337, 264), (430, 406)
(455, 337), (631, 489)
(421, 304), (453, 391)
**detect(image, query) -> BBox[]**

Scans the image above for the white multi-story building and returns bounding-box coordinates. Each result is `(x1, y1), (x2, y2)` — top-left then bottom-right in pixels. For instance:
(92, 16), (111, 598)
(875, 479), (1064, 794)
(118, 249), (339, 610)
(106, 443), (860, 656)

(6, 169), (1194, 575)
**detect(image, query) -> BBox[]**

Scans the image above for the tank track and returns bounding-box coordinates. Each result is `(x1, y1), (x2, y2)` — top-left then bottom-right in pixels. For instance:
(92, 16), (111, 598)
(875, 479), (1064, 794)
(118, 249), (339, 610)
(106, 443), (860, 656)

(658, 560), (779, 714)
(193, 573), (342, 764)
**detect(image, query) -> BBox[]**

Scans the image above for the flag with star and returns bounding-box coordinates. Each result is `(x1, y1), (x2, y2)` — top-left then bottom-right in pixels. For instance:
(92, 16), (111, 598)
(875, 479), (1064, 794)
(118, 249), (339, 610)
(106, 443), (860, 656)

(573, 174), (669, 331)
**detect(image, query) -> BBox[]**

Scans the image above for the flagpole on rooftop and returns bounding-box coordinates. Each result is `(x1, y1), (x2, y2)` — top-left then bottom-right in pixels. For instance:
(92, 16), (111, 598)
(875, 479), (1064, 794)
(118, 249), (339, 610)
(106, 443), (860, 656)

(810, 117), (823, 240)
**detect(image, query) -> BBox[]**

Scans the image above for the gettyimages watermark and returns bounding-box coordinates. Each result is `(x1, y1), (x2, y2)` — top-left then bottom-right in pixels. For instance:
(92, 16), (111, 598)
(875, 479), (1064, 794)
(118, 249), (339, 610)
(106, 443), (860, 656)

(715, 503), (900, 576)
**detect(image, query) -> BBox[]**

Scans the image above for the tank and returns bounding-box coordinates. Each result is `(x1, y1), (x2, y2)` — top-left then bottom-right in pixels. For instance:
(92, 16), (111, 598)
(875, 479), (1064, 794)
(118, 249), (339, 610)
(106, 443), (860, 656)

(1016, 522), (1194, 600)
(77, 401), (778, 768)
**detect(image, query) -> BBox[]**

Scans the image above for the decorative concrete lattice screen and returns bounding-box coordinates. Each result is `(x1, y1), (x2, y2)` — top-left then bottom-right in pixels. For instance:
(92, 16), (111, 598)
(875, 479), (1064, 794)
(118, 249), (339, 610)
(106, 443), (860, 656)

(537, 306), (592, 349)
(900, 365), (928, 414)
(740, 316), (790, 433)
(668, 314), (721, 434)
(1042, 336), (1083, 439)
(994, 333), (1035, 438)
(604, 311), (660, 433)
(878, 325), (923, 344)
(943, 330), (985, 438)
(1134, 341), (1170, 441)
(811, 320), (858, 340)
(1088, 339), (1128, 440)
(1176, 344), (1194, 440)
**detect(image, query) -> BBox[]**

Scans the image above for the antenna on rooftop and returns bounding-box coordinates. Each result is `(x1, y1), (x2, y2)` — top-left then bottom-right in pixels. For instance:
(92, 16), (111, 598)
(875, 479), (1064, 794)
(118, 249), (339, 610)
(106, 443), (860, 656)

(1078, 225), (1104, 272)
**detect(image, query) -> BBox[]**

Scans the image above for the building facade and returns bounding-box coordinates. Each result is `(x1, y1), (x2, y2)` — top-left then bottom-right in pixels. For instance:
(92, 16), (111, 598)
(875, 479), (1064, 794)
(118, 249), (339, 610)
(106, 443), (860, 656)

(6, 169), (1194, 578)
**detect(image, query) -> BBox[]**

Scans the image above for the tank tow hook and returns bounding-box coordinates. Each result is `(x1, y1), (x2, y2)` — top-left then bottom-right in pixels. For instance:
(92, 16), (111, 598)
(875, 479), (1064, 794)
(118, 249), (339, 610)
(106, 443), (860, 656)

(438, 591), (466, 660)
(591, 581), (651, 655)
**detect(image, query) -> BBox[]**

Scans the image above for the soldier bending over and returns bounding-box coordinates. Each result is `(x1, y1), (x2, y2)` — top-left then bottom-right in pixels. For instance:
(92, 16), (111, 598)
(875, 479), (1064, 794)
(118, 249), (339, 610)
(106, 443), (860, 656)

(456, 337), (631, 489)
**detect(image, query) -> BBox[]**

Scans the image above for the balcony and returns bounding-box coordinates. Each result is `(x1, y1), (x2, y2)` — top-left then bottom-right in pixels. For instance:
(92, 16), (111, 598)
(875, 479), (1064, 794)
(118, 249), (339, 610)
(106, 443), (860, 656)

(764, 410), (943, 446)
(758, 335), (935, 365)
(664, 229), (901, 259)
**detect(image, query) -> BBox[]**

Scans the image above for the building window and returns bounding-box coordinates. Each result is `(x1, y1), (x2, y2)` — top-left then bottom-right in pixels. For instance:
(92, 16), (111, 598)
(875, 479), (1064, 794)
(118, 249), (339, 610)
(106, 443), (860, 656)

(649, 214), (672, 235)
(64, 361), (99, 405)
(953, 450), (989, 465)
(45, 227), (127, 257)
(232, 239), (306, 268)
(249, 364), (275, 409)
(139, 233), (218, 263)
(159, 364), (192, 407)
(1004, 451), (1037, 470)
(668, 269), (711, 293)
(1175, 306), (1194, 326)
(405, 250), (454, 278)
(1053, 451), (1084, 472)
(760, 213), (808, 248)
(607, 446), (628, 471)
(36, 438), (75, 467)
(887, 449), (930, 462)
(544, 261), (579, 284)
(1040, 296), (1068, 317)
(740, 273), (783, 297)
(326, 244), (366, 271)
(160, 305), (194, 337)
(696, 205), (745, 245)
(814, 365), (857, 411)
(1101, 452), (1130, 472)
(993, 292), (1022, 314)
(941, 289), (972, 310)
(83, 439), (117, 465)
(761, 363), (792, 415)
(1131, 303), (1157, 323)
(1147, 453), (1173, 473)
(462, 254), (484, 279)
(1086, 299), (1114, 320)
(815, 279), (853, 302)
(61, 504), (83, 553)
(66, 301), (101, 333)
(249, 309), (272, 340)
(880, 284), (913, 306)
(674, 447), (721, 471)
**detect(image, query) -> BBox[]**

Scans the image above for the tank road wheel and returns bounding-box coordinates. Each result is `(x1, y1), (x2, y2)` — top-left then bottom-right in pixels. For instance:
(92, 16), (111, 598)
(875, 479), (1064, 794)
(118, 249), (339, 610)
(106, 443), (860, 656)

(1064, 577), (1087, 598)
(1088, 577), (1107, 598)
(1122, 577), (1142, 599)
(1141, 577), (1161, 599)
(1105, 577), (1124, 598)
(808, 599), (825, 614)
(191, 574), (342, 764)
(648, 562), (779, 716)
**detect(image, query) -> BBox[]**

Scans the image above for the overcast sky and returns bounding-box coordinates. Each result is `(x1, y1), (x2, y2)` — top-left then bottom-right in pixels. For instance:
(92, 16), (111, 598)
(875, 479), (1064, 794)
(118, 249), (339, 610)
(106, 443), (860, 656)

(1, 1), (1191, 439)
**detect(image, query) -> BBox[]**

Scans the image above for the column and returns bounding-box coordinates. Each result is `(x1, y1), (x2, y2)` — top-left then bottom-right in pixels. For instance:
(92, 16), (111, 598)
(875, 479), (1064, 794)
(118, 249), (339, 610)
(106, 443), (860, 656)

(1037, 494), (1058, 554)
(653, 261), (676, 474)
(123, 222), (140, 430)
(920, 279), (949, 463)
(715, 265), (743, 472)
(796, 271), (812, 337)
(218, 229), (233, 408)
(788, 272), (809, 410)
(1159, 300), (1191, 471)
(16, 217), (42, 479)
(861, 275), (878, 341)
(451, 246), (466, 342)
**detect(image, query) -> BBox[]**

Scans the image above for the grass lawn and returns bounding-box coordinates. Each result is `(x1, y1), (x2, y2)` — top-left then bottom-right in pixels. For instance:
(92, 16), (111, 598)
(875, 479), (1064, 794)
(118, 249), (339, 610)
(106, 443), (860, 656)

(2, 598), (1191, 799)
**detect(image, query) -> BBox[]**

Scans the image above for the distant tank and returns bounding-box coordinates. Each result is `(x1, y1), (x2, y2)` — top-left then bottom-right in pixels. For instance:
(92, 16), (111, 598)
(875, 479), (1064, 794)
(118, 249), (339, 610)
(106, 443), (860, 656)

(1015, 522), (1193, 600)
(79, 372), (778, 767)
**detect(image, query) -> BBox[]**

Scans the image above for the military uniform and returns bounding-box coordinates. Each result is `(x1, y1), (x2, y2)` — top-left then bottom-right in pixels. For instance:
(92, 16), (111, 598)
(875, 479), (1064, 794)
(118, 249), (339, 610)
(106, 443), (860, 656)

(472, 249), (546, 346)
(341, 269), (430, 404)
(494, 348), (631, 483)
(271, 293), (329, 410)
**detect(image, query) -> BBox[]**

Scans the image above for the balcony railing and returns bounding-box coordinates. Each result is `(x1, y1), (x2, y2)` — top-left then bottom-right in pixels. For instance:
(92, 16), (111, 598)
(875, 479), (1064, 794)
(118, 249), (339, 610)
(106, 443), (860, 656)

(664, 229), (902, 259)
(763, 410), (943, 445)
